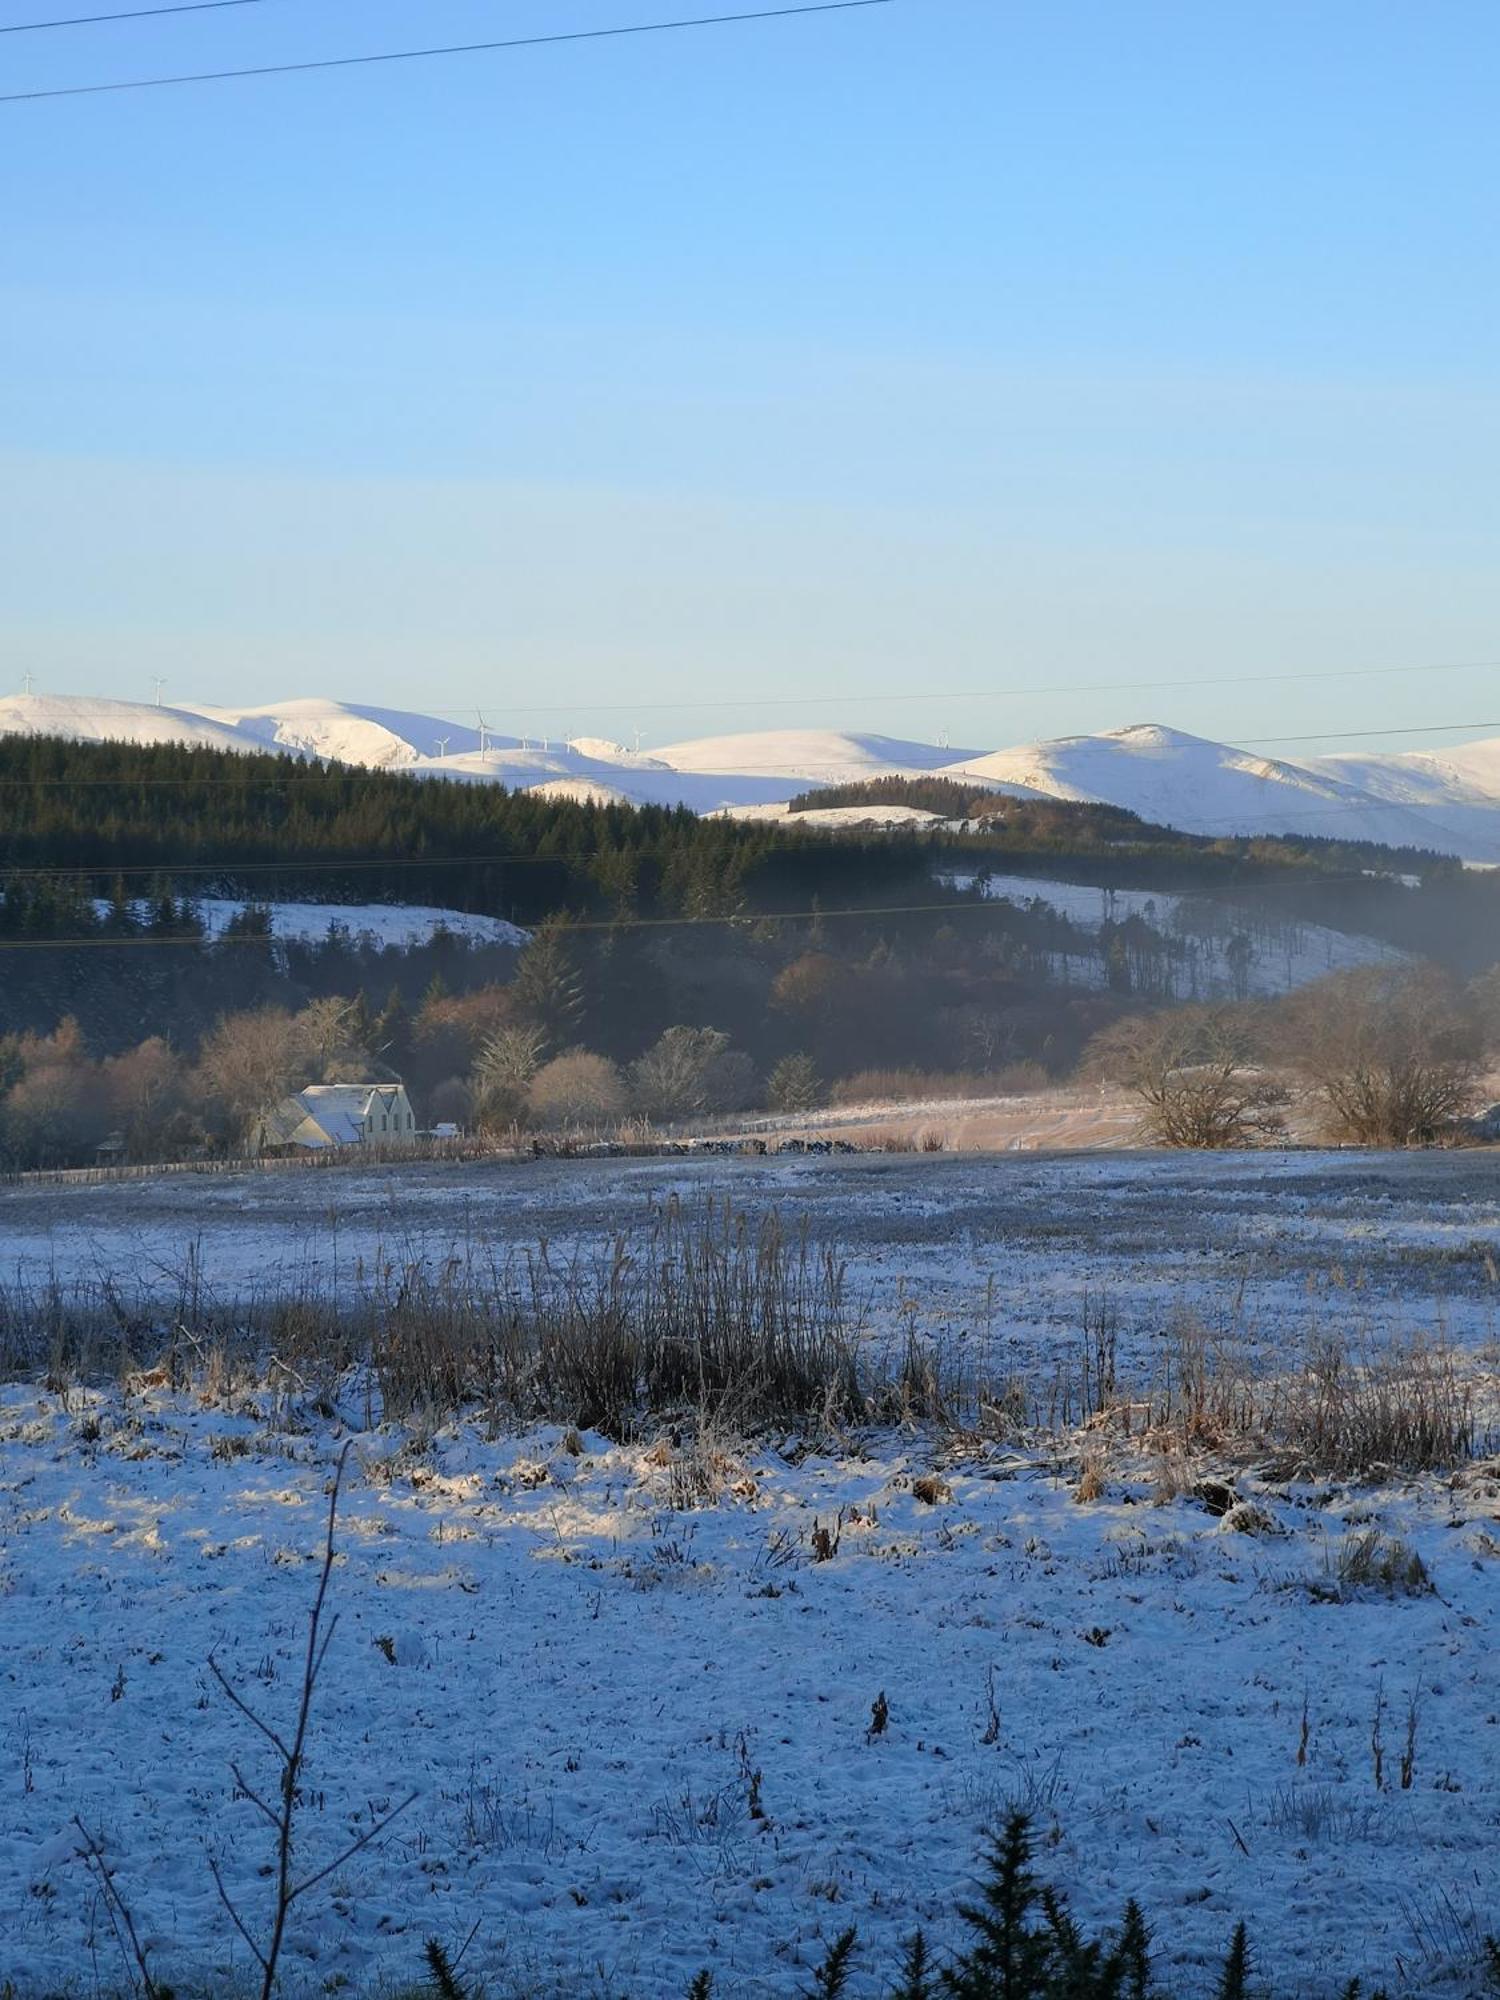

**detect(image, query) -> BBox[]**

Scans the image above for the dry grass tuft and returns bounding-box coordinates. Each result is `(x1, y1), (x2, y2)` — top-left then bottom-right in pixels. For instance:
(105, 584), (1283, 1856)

(642, 1430), (756, 1509)
(1333, 1529), (1433, 1597)
(1073, 1452), (1107, 1504)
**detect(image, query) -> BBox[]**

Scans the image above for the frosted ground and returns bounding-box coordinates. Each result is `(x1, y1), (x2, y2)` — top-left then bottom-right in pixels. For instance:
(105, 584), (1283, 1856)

(4, 1150), (1497, 1376)
(2, 1151), (1499, 1997)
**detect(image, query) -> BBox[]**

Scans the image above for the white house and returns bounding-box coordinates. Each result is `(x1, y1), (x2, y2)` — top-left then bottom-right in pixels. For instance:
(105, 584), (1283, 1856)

(255, 1082), (417, 1152)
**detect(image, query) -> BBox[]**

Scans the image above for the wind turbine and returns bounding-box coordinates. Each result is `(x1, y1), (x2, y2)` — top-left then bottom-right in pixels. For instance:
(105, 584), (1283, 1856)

(152, 676), (166, 708)
(475, 710), (492, 758)
(435, 735), (450, 759)
(20, 671), (35, 697)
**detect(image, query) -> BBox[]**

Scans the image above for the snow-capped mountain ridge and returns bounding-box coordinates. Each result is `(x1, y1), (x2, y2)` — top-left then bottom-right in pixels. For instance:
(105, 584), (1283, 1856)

(4, 691), (1499, 860)
(939, 722), (1466, 850)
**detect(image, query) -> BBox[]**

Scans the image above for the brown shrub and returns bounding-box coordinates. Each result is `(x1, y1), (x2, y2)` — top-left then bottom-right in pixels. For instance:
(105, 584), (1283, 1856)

(527, 1051), (626, 1129)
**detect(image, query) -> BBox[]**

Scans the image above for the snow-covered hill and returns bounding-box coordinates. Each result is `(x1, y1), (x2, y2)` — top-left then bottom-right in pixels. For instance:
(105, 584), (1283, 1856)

(185, 698), (480, 767)
(944, 723), (1500, 858)
(1309, 736), (1500, 861)
(722, 801), (950, 830)
(0, 692), (259, 755)
(5, 691), (1500, 860)
(650, 727), (978, 784)
(424, 742), (804, 812)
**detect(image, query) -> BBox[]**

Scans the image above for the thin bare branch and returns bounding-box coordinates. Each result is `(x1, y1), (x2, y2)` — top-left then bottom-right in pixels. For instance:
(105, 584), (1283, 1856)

(228, 1760), (281, 1829)
(208, 1653), (291, 1761)
(72, 1818), (160, 2000)
(287, 1791), (419, 1902)
(205, 1441), (361, 2000)
(206, 1851), (270, 1972)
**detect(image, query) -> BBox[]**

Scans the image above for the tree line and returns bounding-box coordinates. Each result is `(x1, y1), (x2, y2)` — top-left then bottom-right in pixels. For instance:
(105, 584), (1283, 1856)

(0, 734), (940, 925)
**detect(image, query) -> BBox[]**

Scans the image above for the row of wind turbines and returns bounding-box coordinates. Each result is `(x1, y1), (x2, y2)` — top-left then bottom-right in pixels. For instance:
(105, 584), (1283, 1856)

(470, 709), (643, 760)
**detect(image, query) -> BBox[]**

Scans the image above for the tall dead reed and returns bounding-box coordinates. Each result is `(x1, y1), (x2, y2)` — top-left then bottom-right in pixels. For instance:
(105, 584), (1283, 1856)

(3, 1199), (870, 1442)
(1134, 1314), (1478, 1474)
(358, 1197), (864, 1435)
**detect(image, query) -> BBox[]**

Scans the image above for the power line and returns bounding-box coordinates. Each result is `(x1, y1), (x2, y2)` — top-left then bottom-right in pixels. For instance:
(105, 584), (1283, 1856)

(509, 718), (1500, 771)
(0, 884), (1408, 951)
(5, 656), (1495, 738)
(1239, 721), (1500, 748)
(3, 782), (1497, 882)
(2, 0), (265, 34)
(0, 0), (893, 102)
(0, 898), (1001, 948)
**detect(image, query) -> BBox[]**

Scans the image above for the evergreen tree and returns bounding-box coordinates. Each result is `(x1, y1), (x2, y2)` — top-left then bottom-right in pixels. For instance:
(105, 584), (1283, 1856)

(373, 985), (411, 1069)
(510, 921), (585, 1051)
(893, 1931), (934, 2000)
(941, 1813), (1054, 2000)
(1214, 1922), (1250, 2000)
(768, 1052), (822, 1113)
(801, 1927), (857, 1999)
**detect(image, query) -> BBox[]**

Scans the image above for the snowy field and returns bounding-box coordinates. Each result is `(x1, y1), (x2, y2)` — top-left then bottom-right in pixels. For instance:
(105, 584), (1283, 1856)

(90, 897), (529, 949)
(2, 1152), (1499, 1997)
(3, 1148), (1496, 1379)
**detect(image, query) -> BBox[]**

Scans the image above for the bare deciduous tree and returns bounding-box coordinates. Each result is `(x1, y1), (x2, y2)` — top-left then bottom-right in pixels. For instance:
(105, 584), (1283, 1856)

(1086, 1007), (1286, 1148)
(100, 1036), (184, 1159)
(296, 995), (374, 1081)
(207, 1444), (415, 2000)
(629, 1026), (756, 1121)
(1279, 965), (1481, 1145)
(1468, 963), (1500, 1057)
(193, 1007), (308, 1145)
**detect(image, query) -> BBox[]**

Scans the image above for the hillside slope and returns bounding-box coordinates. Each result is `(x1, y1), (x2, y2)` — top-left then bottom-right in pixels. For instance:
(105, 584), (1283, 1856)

(186, 697), (480, 766)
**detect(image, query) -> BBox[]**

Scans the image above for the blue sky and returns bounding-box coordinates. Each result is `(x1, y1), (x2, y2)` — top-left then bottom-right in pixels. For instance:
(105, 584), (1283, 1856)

(4, 0), (1499, 754)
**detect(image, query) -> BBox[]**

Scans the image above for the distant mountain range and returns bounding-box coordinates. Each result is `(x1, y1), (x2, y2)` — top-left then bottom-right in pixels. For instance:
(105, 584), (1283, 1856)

(3, 692), (1499, 862)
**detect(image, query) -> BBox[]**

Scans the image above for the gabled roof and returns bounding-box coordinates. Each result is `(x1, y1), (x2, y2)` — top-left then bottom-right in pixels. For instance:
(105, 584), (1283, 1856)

(301, 1083), (394, 1132)
(260, 1082), (407, 1149)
